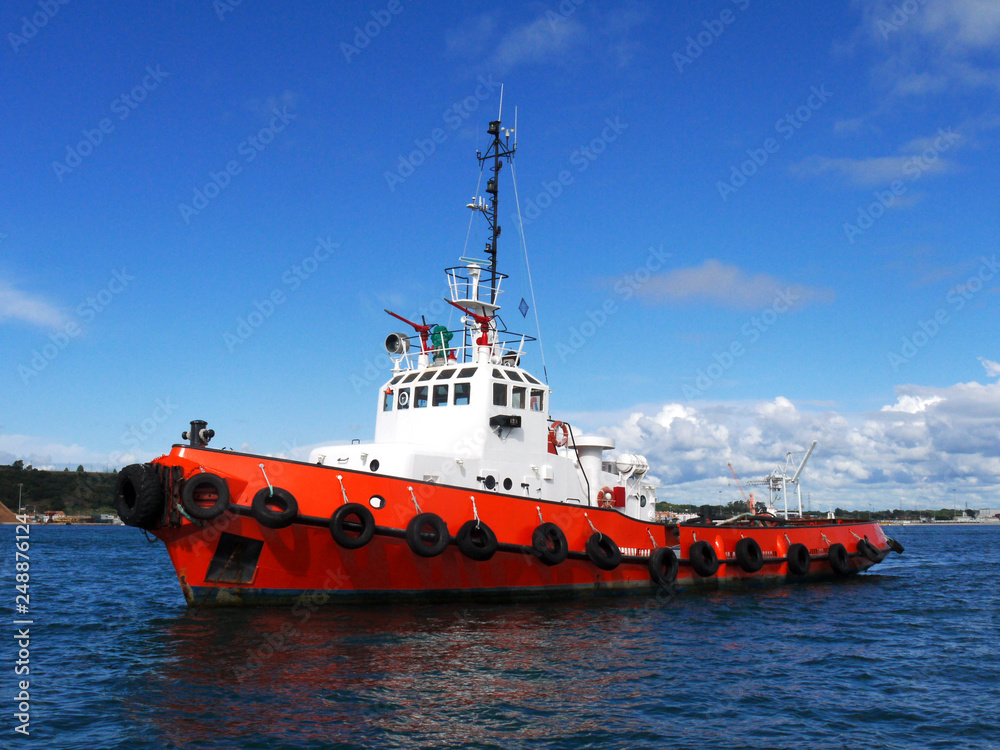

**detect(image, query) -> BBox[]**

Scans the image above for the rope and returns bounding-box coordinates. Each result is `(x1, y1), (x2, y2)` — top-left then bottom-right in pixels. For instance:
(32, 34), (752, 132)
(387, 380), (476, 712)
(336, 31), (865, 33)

(536, 506), (544, 524)
(471, 496), (480, 527)
(258, 463), (273, 497)
(337, 475), (349, 505)
(646, 528), (657, 549)
(584, 511), (600, 540)
(408, 486), (422, 514)
(509, 160), (548, 384)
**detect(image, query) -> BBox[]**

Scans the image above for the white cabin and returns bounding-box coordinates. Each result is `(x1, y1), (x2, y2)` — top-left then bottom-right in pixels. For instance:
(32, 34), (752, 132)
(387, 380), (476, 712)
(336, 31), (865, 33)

(308, 261), (657, 521)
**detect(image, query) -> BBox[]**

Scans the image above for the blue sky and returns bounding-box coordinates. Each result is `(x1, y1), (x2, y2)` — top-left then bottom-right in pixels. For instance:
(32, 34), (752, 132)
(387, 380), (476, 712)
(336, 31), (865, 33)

(2, 0), (999, 510)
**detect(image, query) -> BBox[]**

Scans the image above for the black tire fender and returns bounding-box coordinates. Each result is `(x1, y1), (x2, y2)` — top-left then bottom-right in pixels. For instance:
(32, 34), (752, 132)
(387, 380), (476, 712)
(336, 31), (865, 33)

(886, 537), (905, 555)
(455, 520), (498, 562)
(857, 538), (884, 563)
(251, 487), (298, 529)
(114, 463), (165, 528)
(329, 503), (375, 549)
(406, 513), (450, 557)
(585, 533), (622, 571)
(689, 540), (719, 577)
(786, 542), (812, 576)
(531, 522), (568, 566)
(180, 472), (230, 521)
(649, 547), (679, 586)
(735, 537), (764, 573)
(828, 542), (852, 576)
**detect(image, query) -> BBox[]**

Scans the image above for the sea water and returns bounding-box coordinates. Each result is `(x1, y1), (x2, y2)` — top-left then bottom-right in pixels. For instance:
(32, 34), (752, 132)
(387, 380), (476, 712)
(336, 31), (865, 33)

(2, 523), (998, 749)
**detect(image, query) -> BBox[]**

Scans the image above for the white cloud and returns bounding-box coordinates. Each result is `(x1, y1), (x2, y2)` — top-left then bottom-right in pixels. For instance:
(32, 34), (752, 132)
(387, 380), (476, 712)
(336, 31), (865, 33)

(0, 435), (119, 470)
(0, 280), (67, 330)
(858, 0), (1000, 94)
(489, 15), (587, 74)
(571, 374), (1000, 511)
(633, 260), (834, 310)
(979, 357), (1000, 377)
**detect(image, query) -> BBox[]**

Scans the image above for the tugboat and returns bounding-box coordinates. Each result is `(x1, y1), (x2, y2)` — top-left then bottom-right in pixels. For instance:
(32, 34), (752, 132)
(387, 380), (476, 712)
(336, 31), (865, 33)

(114, 114), (903, 605)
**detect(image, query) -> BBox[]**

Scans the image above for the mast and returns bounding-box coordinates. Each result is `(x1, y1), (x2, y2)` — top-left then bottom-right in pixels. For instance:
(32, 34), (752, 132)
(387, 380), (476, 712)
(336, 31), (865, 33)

(475, 116), (516, 303)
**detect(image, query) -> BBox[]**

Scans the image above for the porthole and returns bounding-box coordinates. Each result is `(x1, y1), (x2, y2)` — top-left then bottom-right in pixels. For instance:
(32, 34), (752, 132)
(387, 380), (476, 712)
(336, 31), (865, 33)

(370, 459), (380, 472)
(369, 495), (385, 509)
(484, 475), (496, 490)
(503, 477), (513, 491)
(640, 495), (647, 507)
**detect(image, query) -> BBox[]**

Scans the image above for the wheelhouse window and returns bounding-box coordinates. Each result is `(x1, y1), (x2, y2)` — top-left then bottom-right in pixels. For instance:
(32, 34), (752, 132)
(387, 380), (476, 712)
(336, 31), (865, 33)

(419, 371), (435, 381)
(438, 369), (456, 379)
(403, 373), (419, 384)
(512, 386), (525, 409)
(432, 384), (448, 406)
(383, 391), (393, 411)
(458, 367), (477, 378)
(397, 388), (411, 409)
(493, 368), (505, 379)
(415, 386), (428, 408)
(454, 383), (471, 405)
(524, 373), (541, 385)
(530, 389), (544, 411)
(507, 371), (523, 382)
(493, 382), (507, 406)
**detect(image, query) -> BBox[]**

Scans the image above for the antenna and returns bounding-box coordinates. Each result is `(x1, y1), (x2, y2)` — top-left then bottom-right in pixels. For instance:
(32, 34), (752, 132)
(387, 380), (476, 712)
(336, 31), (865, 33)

(498, 83), (503, 121)
(474, 109), (516, 304)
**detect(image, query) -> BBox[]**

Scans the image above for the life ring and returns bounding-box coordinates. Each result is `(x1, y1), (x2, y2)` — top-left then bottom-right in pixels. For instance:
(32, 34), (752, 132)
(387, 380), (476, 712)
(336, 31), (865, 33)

(735, 537), (764, 573)
(548, 421), (570, 448)
(585, 533), (622, 571)
(532, 522), (568, 566)
(406, 512), (450, 557)
(329, 503), (375, 549)
(786, 543), (811, 576)
(689, 540), (719, 577)
(828, 542), (851, 576)
(180, 472), (230, 521)
(455, 520), (498, 562)
(114, 463), (165, 528)
(597, 486), (615, 507)
(649, 547), (679, 586)
(251, 487), (298, 529)
(398, 390), (409, 407)
(857, 538), (884, 563)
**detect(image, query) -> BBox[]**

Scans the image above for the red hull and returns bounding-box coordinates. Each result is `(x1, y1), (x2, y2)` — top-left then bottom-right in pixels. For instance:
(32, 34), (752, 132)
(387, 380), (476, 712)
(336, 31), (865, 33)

(146, 446), (892, 606)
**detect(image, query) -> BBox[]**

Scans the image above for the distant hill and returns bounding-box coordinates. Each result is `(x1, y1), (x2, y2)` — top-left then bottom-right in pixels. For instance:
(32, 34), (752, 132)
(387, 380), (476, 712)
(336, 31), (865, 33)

(0, 463), (117, 516)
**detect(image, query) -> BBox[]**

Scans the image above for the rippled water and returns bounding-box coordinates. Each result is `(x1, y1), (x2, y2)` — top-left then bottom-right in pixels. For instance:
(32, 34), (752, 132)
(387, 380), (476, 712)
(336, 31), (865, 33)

(2, 523), (998, 749)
